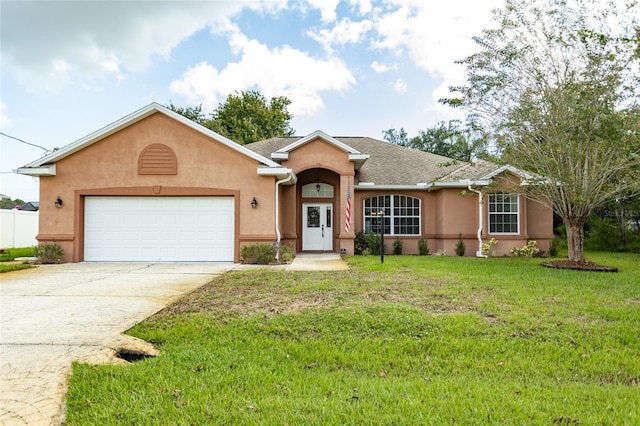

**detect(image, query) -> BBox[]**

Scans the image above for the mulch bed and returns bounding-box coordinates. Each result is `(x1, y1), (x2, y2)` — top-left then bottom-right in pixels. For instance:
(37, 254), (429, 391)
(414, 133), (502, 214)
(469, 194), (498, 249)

(541, 260), (618, 272)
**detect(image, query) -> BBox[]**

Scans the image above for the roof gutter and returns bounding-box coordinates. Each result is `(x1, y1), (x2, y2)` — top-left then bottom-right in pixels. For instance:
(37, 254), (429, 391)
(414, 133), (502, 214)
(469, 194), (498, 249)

(274, 169), (297, 260)
(464, 180), (487, 258)
(353, 180), (491, 191)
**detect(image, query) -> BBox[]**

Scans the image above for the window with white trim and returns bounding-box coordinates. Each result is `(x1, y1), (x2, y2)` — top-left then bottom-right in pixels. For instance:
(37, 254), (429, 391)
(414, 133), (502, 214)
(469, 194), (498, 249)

(302, 183), (333, 198)
(488, 193), (519, 234)
(363, 195), (421, 235)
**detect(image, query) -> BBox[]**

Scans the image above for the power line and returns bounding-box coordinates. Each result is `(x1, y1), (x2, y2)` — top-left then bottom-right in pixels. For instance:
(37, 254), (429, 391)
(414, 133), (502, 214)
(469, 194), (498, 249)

(0, 132), (50, 153)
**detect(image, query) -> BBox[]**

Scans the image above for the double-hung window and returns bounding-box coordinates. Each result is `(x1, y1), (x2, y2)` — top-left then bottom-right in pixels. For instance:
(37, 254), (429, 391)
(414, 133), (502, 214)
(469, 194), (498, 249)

(488, 193), (519, 234)
(363, 195), (421, 235)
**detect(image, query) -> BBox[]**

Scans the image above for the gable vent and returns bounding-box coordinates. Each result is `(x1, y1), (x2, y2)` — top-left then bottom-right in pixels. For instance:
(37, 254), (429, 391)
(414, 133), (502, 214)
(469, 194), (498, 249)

(138, 143), (177, 175)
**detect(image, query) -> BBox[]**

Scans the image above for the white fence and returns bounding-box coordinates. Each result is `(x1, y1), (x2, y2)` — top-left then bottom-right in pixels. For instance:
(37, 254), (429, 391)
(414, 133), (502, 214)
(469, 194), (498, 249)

(0, 209), (39, 248)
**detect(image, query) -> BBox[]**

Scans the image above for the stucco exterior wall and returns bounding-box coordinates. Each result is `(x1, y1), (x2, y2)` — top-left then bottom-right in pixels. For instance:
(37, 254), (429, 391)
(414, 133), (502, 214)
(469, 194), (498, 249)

(38, 112), (276, 262)
(34, 113), (554, 261)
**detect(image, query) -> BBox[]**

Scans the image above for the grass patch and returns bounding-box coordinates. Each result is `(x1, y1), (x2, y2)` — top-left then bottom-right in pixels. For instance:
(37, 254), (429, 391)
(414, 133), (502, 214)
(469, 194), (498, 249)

(65, 252), (640, 425)
(0, 262), (34, 273)
(0, 246), (35, 261)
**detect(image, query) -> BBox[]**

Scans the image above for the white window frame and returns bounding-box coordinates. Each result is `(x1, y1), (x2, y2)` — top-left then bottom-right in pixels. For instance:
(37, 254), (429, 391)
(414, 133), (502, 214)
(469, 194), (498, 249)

(363, 195), (421, 236)
(302, 183), (334, 198)
(488, 193), (520, 235)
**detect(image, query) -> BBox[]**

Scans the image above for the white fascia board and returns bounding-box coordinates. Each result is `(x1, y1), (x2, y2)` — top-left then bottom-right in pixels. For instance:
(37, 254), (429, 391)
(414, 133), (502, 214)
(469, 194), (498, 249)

(480, 164), (533, 181)
(349, 153), (369, 161)
(349, 153), (369, 170)
(271, 152), (289, 160)
(354, 184), (434, 190)
(276, 130), (361, 154)
(15, 164), (56, 176)
(431, 180), (492, 188)
(257, 167), (296, 182)
(23, 104), (159, 167)
(23, 103), (281, 169)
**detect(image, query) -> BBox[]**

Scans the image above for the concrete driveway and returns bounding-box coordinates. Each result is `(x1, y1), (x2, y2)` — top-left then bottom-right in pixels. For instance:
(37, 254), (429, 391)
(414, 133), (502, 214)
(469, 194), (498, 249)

(0, 262), (236, 425)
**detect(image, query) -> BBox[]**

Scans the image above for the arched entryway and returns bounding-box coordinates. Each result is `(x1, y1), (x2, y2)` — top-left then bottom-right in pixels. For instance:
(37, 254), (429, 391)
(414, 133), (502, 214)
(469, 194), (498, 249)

(296, 168), (340, 252)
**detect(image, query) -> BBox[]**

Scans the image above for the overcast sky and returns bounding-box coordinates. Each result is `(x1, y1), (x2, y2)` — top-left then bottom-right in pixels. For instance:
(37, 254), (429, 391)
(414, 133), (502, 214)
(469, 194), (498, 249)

(1, 0), (636, 201)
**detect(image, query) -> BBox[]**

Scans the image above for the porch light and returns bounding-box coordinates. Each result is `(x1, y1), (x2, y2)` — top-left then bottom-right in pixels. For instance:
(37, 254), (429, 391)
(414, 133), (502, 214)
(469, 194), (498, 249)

(316, 183), (321, 194)
(251, 197), (258, 208)
(55, 196), (62, 208)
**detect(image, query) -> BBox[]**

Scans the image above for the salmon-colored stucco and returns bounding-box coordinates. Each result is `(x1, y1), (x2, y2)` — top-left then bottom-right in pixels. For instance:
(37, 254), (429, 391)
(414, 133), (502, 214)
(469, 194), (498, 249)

(26, 104), (553, 262)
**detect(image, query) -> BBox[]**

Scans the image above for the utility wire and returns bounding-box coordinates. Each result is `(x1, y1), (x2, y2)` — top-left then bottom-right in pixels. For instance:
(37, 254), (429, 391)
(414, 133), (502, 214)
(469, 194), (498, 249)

(0, 132), (50, 153)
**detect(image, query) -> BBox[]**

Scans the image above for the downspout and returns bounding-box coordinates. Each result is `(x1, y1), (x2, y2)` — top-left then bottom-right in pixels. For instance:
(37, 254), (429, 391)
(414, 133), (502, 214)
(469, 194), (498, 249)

(275, 171), (296, 260)
(467, 182), (487, 258)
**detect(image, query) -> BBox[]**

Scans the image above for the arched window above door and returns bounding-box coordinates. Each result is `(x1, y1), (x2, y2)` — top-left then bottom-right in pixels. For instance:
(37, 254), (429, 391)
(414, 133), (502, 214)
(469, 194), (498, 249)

(302, 183), (334, 198)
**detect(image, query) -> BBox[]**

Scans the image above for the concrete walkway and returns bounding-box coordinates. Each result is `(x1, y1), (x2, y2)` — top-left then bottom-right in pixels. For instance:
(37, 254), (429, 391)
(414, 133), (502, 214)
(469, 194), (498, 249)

(0, 262), (236, 426)
(286, 253), (349, 271)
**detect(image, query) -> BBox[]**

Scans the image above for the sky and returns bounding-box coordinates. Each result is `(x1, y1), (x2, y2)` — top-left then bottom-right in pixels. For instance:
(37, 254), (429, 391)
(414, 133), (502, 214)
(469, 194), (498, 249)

(0, 0), (634, 201)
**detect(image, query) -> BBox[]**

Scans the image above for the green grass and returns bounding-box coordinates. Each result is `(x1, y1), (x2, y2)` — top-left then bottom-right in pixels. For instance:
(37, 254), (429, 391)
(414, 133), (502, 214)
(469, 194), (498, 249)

(65, 252), (640, 425)
(0, 246), (35, 261)
(0, 262), (34, 273)
(0, 246), (36, 272)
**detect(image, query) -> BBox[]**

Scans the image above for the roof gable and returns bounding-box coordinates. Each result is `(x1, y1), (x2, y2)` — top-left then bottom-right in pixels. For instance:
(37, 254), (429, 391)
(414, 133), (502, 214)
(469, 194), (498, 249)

(270, 130), (369, 169)
(17, 103), (281, 175)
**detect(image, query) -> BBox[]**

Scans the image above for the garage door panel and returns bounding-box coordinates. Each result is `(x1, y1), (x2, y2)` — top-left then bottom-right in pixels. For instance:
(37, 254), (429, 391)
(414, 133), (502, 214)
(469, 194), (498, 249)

(85, 196), (234, 261)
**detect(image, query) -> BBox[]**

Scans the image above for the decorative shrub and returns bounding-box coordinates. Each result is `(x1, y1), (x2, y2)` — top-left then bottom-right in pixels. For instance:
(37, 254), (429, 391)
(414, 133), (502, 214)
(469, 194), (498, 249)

(481, 238), (499, 256)
(511, 240), (540, 257)
(393, 237), (403, 255)
(354, 231), (385, 255)
(36, 242), (63, 264)
(241, 243), (295, 264)
(278, 245), (295, 263)
(418, 238), (430, 256)
(354, 231), (368, 255)
(241, 243), (276, 264)
(455, 233), (466, 256)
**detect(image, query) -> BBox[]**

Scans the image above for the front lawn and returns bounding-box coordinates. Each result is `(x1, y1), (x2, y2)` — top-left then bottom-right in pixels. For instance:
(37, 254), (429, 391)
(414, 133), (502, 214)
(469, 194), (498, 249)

(0, 246), (35, 261)
(65, 253), (639, 425)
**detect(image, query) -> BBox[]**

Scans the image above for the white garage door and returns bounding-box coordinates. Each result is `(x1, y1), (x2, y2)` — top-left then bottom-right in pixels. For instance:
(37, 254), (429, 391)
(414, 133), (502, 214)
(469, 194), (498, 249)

(84, 196), (234, 261)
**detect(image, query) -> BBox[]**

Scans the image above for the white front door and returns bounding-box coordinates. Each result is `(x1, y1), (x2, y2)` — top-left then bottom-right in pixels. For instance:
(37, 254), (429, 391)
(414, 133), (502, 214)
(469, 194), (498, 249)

(302, 203), (333, 251)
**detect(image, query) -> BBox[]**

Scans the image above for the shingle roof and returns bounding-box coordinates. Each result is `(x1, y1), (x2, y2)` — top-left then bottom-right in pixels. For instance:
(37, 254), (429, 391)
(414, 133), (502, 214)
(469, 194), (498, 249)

(245, 136), (504, 186)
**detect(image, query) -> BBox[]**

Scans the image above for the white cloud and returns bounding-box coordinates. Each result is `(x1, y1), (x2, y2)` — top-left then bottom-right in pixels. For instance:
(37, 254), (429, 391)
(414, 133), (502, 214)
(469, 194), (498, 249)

(0, 1), (286, 92)
(366, 0), (503, 117)
(350, 0), (374, 15)
(392, 79), (407, 94)
(0, 102), (9, 127)
(307, 18), (373, 52)
(371, 61), (398, 73)
(305, 0), (340, 22)
(170, 31), (355, 117)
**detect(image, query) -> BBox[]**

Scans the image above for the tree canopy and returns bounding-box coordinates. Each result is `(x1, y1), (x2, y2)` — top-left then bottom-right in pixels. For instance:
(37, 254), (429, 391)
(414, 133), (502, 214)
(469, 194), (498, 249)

(382, 120), (491, 162)
(441, 0), (640, 263)
(168, 90), (294, 144)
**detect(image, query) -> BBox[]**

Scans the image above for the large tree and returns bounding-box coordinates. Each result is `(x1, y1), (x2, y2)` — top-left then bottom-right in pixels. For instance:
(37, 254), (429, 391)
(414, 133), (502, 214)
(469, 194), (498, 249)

(383, 119), (491, 162)
(168, 90), (294, 144)
(442, 0), (640, 263)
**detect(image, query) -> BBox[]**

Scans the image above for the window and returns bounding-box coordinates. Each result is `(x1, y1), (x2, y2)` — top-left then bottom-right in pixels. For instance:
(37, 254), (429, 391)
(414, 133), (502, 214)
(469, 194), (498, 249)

(302, 183), (333, 198)
(363, 195), (421, 235)
(488, 193), (519, 234)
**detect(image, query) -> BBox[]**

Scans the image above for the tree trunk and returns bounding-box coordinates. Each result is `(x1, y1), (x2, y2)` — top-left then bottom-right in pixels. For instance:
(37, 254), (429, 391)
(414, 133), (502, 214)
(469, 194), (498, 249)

(617, 199), (626, 246)
(565, 218), (586, 263)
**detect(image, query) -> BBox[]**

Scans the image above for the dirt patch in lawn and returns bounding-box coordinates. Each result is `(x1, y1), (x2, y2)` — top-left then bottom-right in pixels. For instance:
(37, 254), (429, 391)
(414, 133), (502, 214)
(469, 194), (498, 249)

(541, 260), (618, 272)
(159, 270), (472, 319)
